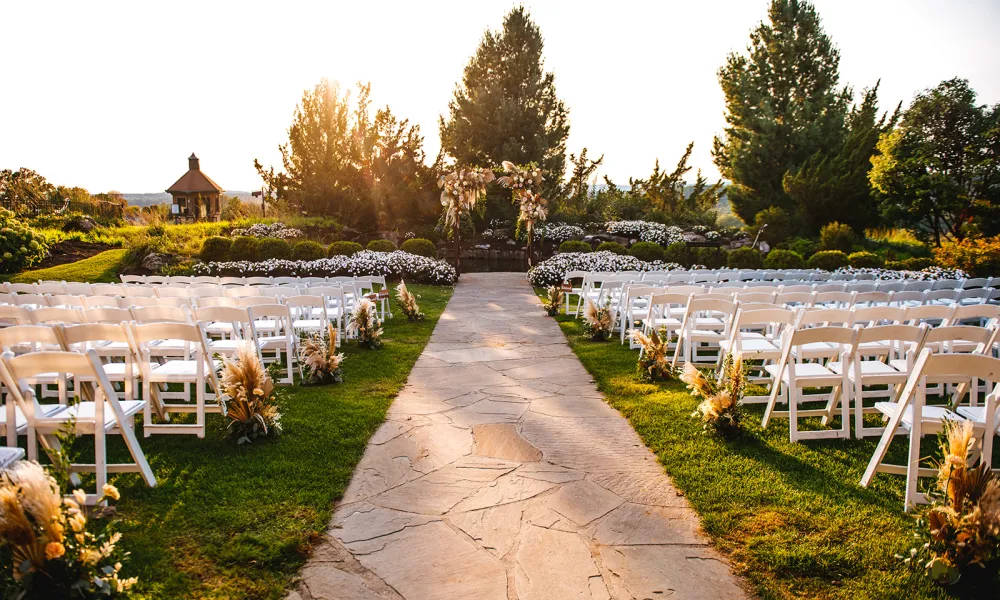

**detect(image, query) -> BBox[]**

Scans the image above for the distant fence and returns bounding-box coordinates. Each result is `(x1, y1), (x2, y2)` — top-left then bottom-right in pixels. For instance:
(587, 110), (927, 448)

(0, 198), (125, 220)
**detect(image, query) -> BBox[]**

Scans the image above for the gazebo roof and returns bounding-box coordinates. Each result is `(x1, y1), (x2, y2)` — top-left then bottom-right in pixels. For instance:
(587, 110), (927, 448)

(166, 153), (224, 194)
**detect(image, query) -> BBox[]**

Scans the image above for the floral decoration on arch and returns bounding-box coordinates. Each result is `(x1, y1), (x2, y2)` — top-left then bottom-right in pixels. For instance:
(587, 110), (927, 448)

(438, 167), (495, 227)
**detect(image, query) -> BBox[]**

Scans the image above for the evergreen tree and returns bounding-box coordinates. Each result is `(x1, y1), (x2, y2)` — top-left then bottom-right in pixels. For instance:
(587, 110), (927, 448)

(555, 148), (603, 219)
(713, 0), (848, 226)
(629, 143), (726, 226)
(439, 6), (570, 222)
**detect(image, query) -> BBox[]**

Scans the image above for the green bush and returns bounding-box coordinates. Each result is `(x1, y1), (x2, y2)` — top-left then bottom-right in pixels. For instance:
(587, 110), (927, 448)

(291, 240), (326, 261)
(400, 238), (437, 258)
(752, 206), (795, 246)
(0, 208), (48, 273)
(807, 250), (849, 270)
(727, 247), (763, 269)
(366, 239), (397, 252)
(596, 241), (628, 255)
(902, 256), (934, 271)
(819, 222), (857, 253)
(199, 236), (232, 263)
(255, 237), (291, 261)
(848, 251), (884, 268)
(328, 241), (363, 256)
(785, 237), (817, 258)
(693, 247), (728, 269)
(764, 249), (804, 270)
(558, 240), (592, 253)
(663, 242), (691, 266)
(629, 241), (664, 262)
(230, 236), (260, 261)
(884, 260), (906, 270)
(933, 236), (1000, 277)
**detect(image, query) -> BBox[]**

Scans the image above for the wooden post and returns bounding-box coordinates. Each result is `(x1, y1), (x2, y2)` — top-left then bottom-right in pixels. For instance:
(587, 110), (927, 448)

(526, 227), (534, 268)
(454, 213), (462, 276)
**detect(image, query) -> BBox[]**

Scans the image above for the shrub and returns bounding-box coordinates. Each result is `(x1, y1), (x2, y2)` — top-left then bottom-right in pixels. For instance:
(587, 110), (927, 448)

(902, 256), (935, 271)
(629, 241), (664, 262)
(255, 237), (291, 261)
(291, 240), (326, 261)
(230, 236), (260, 261)
(147, 224), (167, 237)
(727, 247), (763, 269)
(752, 206), (795, 246)
(807, 250), (849, 270)
(0, 208), (48, 273)
(693, 247), (727, 269)
(328, 241), (363, 256)
(559, 240), (592, 253)
(934, 236), (1000, 278)
(763, 249), (804, 270)
(848, 251), (884, 268)
(400, 238), (437, 258)
(819, 222), (857, 253)
(596, 241), (628, 255)
(366, 239), (397, 253)
(785, 237), (817, 258)
(200, 236), (232, 263)
(663, 242), (691, 267)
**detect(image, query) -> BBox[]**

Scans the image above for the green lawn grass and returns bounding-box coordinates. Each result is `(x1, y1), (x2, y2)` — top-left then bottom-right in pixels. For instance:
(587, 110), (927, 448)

(9, 249), (127, 283)
(84, 284), (452, 599)
(543, 296), (998, 600)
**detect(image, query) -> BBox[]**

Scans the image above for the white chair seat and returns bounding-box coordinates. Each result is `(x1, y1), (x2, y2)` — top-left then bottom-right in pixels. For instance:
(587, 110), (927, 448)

(293, 319), (323, 330)
(828, 360), (901, 376)
(765, 362), (842, 386)
(956, 406), (987, 422)
(63, 400), (145, 430)
(790, 342), (841, 359)
(694, 317), (725, 328)
(873, 402), (965, 427)
(1, 403), (68, 432)
(204, 322), (235, 335)
(0, 446), (24, 468)
(148, 359), (219, 380)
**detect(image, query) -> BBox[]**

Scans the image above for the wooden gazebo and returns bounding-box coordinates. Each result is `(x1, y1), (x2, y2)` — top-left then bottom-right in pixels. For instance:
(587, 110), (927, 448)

(167, 153), (223, 222)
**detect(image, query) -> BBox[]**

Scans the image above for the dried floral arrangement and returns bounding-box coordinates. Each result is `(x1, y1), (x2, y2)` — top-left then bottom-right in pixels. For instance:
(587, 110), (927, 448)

(218, 342), (283, 444)
(542, 285), (564, 316)
(900, 420), (1000, 585)
(395, 281), (424, 321)
(681, 352), (747, 439)
(348, 297), (383, 349)
(299, 324), (345, 385)
(498, 161), (546, 266)
(628, 327), (678, 382)
(583, 299), (614, 342)
(0, 461), (136, 597)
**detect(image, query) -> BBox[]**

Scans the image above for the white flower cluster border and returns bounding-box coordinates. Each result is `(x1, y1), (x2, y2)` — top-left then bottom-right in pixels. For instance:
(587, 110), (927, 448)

(194, 250), (457, 284)
(833, 266), (967, 281)
(538, 223), (586, 243)
(528, 251), (683, 286)
(230, 222), (303, 239)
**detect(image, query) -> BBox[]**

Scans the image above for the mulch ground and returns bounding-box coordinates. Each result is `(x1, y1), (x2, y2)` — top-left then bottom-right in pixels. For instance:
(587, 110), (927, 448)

(35, 240), (116, 269)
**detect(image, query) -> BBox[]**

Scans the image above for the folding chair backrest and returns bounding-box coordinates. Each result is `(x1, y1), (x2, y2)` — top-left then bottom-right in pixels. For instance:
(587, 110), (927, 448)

(736, 291), (777, 304)
(272, 277), (300, 286)
(962, 278), (990, 289)
(189, 286), (225, 298)
(958, 288), (991, 304)
(14, 294), (49, 308)
(852, 305), (904, 326)
(876, 281), (905, 293)
(237, 296), (278, 308)
(192, 276), (220, 285)
(775, 291), (815, 307)
(779, 285), (813, 294)
(63, 282), (94, 295)
(284, 295), (326, 321)
(155, 287), (192, 298)
(144, 276), (169, 285)
(49, 294), (85, 309)
(154, 297), (194, 308)
(92, 284), (124, 296)
(59, 322), (132, 351)
(948, 304), (1000, 326)
(119, 275), (145, 284)
(926, 290), (960, 303)
(904, 304), (955, 326)
(903, 281), (933, 292)
(853, 291), (892, 306)
(665, 285), (705, 296)
(0, 305), (32, 326)
(131, 321), (209, 347)
(82, 295), (121, 309)
(856, 323), (928, 346)
(35, 282), (66, 295)
(731, 308), (795, 339)
(797, 308), (854, 327)
(225, 286), (264, 298)
(739, 302), (783, 312)
(924, 325), (994, 352)
(0, 325), (62, 351)
(123, 286), (157, 298)
(847, 283), (877, 293)
(245, 277), (272, 286)
(889, 291), (927, 306)
(219, 277), (247, 286)
(916, 352), (1000, 382)
(83, 307), (133, 324)
(932, 279), (961, 291)
(787, 325), (858, 349)
(5, 283), (37, 294)
(131, 305), (190, 324)
(193, 306), (251, 326)
(260, 286), (294, 298)
(195, 296), (238, 308)
(814, 291), (856, 308)
(30, 307), (83, 325)
(813, 283), (846, 293)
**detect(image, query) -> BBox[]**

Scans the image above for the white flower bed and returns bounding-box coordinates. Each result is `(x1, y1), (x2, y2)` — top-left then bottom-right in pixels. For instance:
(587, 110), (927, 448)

(538, 223), (585, 243)
(230, 222), (303, 239)
(605, 220), (656, 237)
(194, 250), (457, 284)
(528, 251), (683, 287)
(834, 266), (967, 281)
(639, 225), (684, 246)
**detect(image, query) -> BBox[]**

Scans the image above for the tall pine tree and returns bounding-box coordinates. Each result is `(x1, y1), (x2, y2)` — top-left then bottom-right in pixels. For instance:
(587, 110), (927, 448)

(439, 6), (569, 222)
(712, 0), (848, 227)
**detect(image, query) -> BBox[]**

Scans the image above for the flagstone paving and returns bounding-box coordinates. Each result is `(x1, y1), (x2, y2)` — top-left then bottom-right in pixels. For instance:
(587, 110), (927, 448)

(289, 273), (748, 600)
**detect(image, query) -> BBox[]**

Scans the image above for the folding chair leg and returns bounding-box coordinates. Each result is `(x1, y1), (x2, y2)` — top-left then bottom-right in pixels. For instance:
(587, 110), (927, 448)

(904, 394), (924, 512)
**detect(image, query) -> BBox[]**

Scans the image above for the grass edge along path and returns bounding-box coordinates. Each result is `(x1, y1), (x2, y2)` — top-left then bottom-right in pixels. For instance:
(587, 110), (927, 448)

(7, 248), (127, 284)
(541, 292), (996, 600)
(91, 283), (452, 599)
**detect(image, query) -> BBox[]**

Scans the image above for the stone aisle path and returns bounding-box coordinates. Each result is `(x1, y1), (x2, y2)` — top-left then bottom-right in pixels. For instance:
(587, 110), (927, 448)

(291, 273), (748, 600)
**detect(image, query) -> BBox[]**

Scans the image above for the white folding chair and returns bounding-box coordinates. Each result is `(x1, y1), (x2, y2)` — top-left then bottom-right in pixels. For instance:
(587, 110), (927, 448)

(82, 307), (134, 324)
(82, 295), (122, 309)
(59, 322), (139, 402)
(192, 306), (253, 357)
(285, 295), (330, 339)
(248, 304), (297, 384)
(672, 298), (737, 367)
(719, 307), (796, 403)
(48, 294), (85, 309)
(34, 281), (66, 295)
(29, 306), (84, 325)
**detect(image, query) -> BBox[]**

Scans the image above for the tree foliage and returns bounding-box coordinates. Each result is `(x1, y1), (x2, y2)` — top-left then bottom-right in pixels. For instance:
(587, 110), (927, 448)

(0, 168), (55, 211)
(439, 6), (570, 222)
(713, 0), (849, 226)
(869, 78), (1000, 244)
(255, 80), (439, 231)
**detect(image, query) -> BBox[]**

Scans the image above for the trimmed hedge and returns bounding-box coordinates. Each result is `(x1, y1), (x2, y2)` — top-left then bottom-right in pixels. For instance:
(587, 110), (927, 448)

(200, 236), (232, 263)
(292, 240), (326, 261)
(328, 241), (363, 257)
(848, 251), (884, 268)
(902, 256), (934, 270)
(230, 236), (260, 261)
(727, 247), (763, 269)
(559, 240), (592, 253)
(255, 237), (292, 261)
(663, 242), (691, 267)
(400, 238), (437, 258)
(693, 247), (727, 269)
(628, 241), (664, 262)
(764, 249), (804, 270)
(595, 241), (628, 255)
(807, 250), (849, 270)
(820, 222), (857, 253)
(367, 239), (397, 252)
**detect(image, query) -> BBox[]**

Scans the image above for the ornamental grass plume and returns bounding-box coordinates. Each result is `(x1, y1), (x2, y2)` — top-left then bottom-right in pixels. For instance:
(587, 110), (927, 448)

(299, 323), (345, 385)
(347, 297), (384, 349)
(681, 353), (746, 439)
(542, 285), (564, 316)
(628, 327), (677, 382)
(219, 342), (282, 444)
(0, 461), (136, 596)
(395, 280), (424, 321)
(582, 299), (613, 341)
(901, 419), (1000, 585)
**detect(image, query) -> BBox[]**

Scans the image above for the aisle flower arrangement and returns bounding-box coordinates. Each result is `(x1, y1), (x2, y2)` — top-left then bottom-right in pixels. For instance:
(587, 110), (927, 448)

(395, 281), (425, 321)
(299, 324), (345, 385)
(681, 353), (747, 439)
(194, 250), (457, 284)
(901, 420), (1000, 585)
(628, 327), (677, 382)
(583, 299), (614, 341)
(0, 461), (137, 597)
(219, 343), (283, 444)
(347, 298), (383, 349)
(542, 285), (564, 316)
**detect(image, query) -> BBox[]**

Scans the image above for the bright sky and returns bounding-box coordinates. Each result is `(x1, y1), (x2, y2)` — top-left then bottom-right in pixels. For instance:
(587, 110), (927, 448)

(2, 0), (998, 194)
